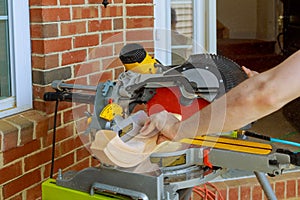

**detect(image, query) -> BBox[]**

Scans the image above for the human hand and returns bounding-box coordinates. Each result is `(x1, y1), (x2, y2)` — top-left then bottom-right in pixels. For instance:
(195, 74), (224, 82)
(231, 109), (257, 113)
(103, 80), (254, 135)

(242, 66), (259, 77)
(140, 110), (180, 144)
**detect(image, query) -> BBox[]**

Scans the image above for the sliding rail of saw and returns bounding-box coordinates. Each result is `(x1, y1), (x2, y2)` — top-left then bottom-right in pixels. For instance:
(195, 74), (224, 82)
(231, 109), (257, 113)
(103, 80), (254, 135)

(43, 81), (300, 200)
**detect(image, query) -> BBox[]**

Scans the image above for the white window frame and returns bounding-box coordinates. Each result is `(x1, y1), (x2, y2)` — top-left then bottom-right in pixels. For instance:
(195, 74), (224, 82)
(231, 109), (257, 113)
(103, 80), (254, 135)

(0, 0), (32, 118)
(154, 0), (217, 65)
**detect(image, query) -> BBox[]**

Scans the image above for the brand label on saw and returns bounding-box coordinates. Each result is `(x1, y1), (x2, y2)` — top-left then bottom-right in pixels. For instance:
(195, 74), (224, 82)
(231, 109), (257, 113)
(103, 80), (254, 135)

(118, 123), (133, 137)
(150, 154), (186, 167)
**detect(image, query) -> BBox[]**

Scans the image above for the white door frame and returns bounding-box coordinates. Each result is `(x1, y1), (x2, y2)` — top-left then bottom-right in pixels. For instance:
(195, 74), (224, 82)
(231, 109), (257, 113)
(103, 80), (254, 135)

(154, 0), (216, 65)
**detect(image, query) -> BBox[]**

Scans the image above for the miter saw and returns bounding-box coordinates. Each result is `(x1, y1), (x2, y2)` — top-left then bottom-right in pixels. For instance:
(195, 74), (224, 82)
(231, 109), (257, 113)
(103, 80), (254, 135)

(42, 44), (300, 200)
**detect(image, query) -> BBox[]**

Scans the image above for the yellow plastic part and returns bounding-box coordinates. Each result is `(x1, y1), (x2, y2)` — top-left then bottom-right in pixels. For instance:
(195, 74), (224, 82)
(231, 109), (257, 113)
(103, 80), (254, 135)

(180, 135), (272, 155)
(123, 53), (158, 74)
(99, 103), (123, 121)
(42, 179), (130, 200)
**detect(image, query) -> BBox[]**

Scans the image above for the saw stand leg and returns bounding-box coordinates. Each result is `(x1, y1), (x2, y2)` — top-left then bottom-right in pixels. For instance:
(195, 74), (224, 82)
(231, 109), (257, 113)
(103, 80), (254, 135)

(254, 171), (277, 200)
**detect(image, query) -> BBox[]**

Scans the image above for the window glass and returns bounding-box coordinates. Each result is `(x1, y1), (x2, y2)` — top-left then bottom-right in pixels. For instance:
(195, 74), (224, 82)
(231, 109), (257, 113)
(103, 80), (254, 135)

(0, 0), (8, 15)
(0, 0), (11, 100)
(171, 0), (193, 65)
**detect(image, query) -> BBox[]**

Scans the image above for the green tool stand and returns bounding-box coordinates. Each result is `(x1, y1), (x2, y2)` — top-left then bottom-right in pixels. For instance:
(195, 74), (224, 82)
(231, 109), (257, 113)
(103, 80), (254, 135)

(42, 179), (130, 200)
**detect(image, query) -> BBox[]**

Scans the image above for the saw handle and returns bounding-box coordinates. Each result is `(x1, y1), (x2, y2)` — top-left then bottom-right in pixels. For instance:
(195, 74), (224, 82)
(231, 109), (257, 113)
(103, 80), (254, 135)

(44, 91), (95, 104)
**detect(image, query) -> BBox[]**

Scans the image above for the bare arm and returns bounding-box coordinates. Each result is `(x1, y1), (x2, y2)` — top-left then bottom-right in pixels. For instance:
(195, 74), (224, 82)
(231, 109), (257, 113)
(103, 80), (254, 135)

(141, 50), (300, 142)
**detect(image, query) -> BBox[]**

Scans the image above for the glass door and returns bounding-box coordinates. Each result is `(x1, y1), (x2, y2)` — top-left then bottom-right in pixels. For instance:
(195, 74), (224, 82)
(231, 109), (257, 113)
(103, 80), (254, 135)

(154, 0), (216, 65)
(0, 0), (11, 100)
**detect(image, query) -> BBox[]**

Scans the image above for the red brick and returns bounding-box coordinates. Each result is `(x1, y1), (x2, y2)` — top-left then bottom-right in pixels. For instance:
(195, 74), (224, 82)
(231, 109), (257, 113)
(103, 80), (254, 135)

(73, 118), (89, 133)
(102, 6), (123, 17)
(74, 60), (101, 77)
(0, 161), (22, 185)
(33, 101), (46, 113)
(126, 0), (153, 3)
(88, 19), (112, 32)
(0, 120), (18, 151)
(74, 34), (99, 48)
(89, 71), (113, 85)
(53, 153), (75, 173)
(8, 194), (22, 200)
(70, 158), (90, 171)
(30, 8), (43, 22)
(55, 124), (73, 143)
(275, 181), (285, 199)
(252, 185), (262, 200)
(88, 45), (114, 60)
(297, 179), (300, 198)
(286, 180), (296, 198)
(217, 188), (227, 200)
(30, 0), (58, 6)
(44, 38), (73, 53)
(6, 115), (34, 145)
(24, 147), (52, 171)
(55, 126), (74, 143)
(113, 18), (123, 30)
(101, 31), (123, 43)
(60, 0), (85, 5)
(62, 49), (87, 65)
(58, 138), (79, 157)
(26, 184), (42, 200)
(30, 8), (71, 22)
(126, 18), (154, 29)
(126, 6), (153, 16)
(229, 187), (238, 200)
(43, 8), (71, 22)
(76, 147), (91, 162)
(46, 112), (62, 131)
(63, 104), (88, 124)
(126, 29), (153, 41)
(240, 186), (251, 200)
(31, 23), (58, 38)
(61, 21), (86, 36)
(72, 6), (99, 19)
(3, 169), (41, 199)
(20, 110), (50, 139)
(115, 67), (125, 78)
(3, 140), (41, 165)
(32, 38), (72, 54)
(91, 156), (101, 167)
(32, 54), (59, 70)
(88, 0), (102, 3)
(102, 57), (123, 70)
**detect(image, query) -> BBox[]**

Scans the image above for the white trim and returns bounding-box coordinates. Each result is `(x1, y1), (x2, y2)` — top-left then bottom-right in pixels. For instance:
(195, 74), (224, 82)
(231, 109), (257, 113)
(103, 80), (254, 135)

(207, 0), (217, 54)
(193, 0), (206, 53)
(154, 0), (172, 65)
(0, 97), (15, 110)
(0, 16), (8, 20)
(0, 0), (32, 118)
(193, 0), (217, 54)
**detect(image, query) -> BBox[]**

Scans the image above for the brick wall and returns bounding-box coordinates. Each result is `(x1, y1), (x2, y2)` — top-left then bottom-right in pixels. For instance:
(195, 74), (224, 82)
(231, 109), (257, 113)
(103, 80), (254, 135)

(192, 170), (300, 200)
(0, 0), (154, 199)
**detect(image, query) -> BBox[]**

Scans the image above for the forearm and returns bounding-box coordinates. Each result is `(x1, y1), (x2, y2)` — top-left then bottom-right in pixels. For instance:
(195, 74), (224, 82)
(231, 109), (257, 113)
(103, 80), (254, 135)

(177, 50), (300, 139)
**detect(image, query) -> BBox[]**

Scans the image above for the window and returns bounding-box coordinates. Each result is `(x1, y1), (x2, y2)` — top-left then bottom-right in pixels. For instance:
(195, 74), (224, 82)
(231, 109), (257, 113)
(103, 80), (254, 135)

(0, 0), (32, 118)
(154, 0), (217, 65)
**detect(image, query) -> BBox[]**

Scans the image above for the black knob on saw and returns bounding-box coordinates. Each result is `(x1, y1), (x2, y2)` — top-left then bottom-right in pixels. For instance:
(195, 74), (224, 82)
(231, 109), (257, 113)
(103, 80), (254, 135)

(119, 43), (147, 64)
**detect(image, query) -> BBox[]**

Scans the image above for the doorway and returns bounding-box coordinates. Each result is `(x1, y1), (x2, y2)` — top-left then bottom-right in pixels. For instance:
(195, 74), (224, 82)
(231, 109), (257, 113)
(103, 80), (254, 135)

(216, 0), (285, 72)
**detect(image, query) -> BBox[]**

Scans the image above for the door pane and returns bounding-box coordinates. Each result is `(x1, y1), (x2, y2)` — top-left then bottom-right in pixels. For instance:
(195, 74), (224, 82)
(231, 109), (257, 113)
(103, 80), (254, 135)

(0, 19), (11, 99)
(0, 0), (8, 15)
(171, 0), (193, 65)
